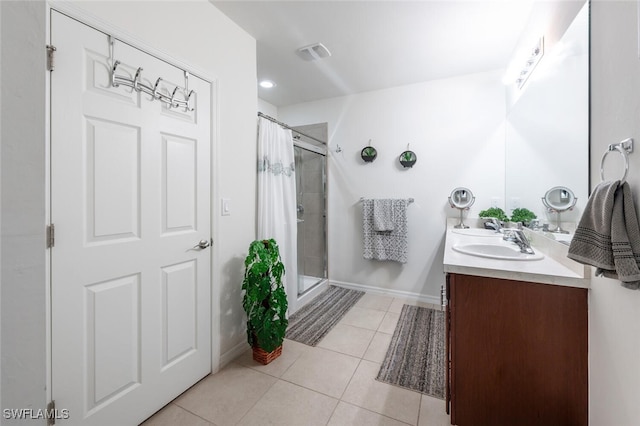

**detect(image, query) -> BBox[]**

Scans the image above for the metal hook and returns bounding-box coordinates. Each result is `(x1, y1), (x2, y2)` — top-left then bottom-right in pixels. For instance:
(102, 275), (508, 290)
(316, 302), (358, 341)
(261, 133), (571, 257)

(109, 36), (115, 64)
(111, 60), (121, 88)
(184, 70), (190, 94)
(169, 87), (179, 109)
(184, 90), (195, 112)
(152, 77), (162, 99)
(133, 67), (143, 92)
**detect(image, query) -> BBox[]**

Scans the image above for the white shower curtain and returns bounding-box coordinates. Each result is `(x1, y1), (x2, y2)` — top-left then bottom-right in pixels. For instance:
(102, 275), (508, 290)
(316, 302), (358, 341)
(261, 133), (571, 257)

(257, 116), (298, 312)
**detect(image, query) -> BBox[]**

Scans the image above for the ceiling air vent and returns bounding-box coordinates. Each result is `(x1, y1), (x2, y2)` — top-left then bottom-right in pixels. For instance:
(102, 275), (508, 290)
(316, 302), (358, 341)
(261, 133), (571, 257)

(296, 43), (331, 61)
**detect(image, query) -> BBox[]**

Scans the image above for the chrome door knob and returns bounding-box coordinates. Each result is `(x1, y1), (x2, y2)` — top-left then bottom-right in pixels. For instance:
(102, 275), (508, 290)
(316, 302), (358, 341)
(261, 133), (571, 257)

(193, 239), (211, 249)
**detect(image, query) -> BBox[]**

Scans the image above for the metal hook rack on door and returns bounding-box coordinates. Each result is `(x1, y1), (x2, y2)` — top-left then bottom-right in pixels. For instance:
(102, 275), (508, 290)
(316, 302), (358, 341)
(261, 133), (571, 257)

(109, 36), (195, 112)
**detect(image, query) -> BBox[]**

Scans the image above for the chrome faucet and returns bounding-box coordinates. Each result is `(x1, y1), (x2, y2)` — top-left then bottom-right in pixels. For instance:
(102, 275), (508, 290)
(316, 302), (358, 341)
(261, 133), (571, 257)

(511, 229), (535, 255)
(484, 218), (503, 233)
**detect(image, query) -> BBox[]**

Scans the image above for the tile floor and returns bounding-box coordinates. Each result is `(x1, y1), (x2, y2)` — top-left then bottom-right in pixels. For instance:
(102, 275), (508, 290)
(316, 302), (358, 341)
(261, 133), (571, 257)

(142, 293), (451, 426)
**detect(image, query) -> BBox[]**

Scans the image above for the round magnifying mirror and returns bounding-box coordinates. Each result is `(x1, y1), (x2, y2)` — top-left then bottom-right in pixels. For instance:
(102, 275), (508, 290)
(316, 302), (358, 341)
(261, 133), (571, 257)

(542, 186), (577, 234)
(542, 186), (577, 212)
(449, 187), (475, 210)
(449, 187), (475, 229)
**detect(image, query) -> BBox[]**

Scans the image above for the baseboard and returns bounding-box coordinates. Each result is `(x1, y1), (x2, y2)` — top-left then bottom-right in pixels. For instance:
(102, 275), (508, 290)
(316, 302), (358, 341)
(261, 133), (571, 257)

(219, 339), (248, 370)
(329, 280), (441, 306)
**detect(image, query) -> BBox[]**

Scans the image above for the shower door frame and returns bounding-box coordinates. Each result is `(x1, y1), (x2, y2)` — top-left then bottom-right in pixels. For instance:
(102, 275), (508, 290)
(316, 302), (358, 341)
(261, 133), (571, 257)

(293, 138), (328, 296)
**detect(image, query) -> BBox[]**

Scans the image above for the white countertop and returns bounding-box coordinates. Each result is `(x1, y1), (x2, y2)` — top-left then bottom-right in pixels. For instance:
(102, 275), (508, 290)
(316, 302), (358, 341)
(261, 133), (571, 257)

(443, 225), (591, 289)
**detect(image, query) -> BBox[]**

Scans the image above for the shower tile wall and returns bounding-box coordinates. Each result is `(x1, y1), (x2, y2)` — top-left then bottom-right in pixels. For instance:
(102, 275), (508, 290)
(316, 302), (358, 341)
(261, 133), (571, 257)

(301, 150), (325, 278)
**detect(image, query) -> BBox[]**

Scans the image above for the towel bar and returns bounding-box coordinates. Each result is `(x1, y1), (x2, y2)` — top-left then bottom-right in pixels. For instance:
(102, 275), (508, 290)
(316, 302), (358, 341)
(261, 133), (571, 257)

(600, 138), (633, 183)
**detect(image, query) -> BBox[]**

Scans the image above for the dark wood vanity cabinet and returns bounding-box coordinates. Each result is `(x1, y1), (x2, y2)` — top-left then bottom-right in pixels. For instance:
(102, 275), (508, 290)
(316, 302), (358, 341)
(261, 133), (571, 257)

(446, 273), (587, 426)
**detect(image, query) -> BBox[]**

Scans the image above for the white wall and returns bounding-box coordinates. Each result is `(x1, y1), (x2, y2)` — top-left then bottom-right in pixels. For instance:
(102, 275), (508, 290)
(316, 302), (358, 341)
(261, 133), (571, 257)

(590, 1), (640, 424)
(258, 98), (278, 118)
(0, 0), (4, 411)
(280, 70), (505, 301)
(1, 1), (48, 419)
(1, 0), (257, 415)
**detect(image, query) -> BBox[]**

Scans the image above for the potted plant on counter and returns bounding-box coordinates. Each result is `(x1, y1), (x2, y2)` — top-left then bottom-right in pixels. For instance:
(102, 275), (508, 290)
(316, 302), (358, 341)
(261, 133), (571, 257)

(242, 239), (288, 364)
(510, 208), (537, 227)
(478, 207), (509, 223)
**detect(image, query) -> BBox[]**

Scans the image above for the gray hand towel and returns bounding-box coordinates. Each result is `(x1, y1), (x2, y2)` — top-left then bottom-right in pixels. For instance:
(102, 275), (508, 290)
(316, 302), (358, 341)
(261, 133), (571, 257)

(373, 199), (395, 232)
(607, 183), (640, 289)
(568, 181), (640, 289)
(568, 181), (618, 270)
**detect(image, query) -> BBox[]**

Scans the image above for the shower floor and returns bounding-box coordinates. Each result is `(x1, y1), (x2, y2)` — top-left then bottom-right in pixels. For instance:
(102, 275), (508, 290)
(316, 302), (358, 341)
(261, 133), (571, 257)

(299, 274), (324, 294)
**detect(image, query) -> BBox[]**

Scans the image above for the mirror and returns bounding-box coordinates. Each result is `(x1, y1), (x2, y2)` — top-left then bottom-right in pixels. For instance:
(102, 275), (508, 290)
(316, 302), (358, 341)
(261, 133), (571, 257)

(504, 2), (588, 229)
(542, 186), (577, 212)
(449, 187), (475, 229)
(542, 186), (577, 233)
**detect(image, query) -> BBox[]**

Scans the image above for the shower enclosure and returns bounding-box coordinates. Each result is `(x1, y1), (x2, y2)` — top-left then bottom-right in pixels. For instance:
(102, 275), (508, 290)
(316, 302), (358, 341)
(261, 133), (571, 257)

(292, 125), (327, 296)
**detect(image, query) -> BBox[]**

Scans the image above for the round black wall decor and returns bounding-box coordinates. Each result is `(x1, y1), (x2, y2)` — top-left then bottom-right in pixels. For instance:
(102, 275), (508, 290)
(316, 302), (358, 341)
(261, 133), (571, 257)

(361, 146), (378, 163)
(399, 150), (417, 168)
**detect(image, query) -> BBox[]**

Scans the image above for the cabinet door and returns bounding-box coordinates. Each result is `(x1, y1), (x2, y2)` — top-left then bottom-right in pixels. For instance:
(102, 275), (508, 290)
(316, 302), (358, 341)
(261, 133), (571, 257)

(449, 274), (587, 426)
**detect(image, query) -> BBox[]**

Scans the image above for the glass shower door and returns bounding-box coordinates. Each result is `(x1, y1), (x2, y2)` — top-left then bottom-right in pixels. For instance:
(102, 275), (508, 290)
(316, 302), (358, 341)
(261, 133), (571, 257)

(294, 143), (327, 295)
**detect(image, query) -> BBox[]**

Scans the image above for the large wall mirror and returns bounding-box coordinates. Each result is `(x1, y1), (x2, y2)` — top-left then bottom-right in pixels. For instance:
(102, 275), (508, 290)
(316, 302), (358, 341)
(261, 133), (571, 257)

(504, 1), (588, 226)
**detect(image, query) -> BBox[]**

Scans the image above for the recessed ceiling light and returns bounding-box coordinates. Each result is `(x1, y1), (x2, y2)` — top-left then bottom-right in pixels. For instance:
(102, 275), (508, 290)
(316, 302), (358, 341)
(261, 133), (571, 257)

(259, 80), (276, 89)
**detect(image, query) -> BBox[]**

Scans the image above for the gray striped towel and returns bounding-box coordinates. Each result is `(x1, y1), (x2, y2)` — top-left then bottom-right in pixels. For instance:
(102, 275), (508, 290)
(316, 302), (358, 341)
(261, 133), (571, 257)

(568, 181), (640, 289)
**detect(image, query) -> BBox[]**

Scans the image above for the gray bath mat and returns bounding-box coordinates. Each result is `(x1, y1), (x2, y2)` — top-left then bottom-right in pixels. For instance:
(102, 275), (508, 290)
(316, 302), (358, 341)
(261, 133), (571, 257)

(376, 304), (446, 399)
(286, 285), (365, 346)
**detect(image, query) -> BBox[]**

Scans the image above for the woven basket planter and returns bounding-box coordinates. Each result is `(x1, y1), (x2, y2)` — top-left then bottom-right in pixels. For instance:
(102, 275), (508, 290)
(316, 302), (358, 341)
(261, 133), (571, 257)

(252, 345), (282, 365)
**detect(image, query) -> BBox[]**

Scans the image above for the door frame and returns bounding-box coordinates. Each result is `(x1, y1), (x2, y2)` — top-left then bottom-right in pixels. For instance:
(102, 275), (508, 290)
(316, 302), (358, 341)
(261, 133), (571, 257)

(45, 0), (221, 412)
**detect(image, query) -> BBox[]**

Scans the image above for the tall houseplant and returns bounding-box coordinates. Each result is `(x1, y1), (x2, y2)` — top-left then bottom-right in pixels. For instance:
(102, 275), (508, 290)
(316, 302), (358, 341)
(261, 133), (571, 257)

(242, 239), (288, 364)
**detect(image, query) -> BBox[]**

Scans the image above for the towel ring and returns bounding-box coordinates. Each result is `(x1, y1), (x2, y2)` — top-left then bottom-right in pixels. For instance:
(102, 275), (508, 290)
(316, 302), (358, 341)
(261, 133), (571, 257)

(600, 143), (630, 183)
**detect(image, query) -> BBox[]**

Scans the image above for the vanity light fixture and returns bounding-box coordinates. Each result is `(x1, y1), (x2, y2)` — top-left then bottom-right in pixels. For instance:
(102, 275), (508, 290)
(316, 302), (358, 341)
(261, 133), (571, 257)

(515, 37), (544, 89)
(259, 80), (276, 89)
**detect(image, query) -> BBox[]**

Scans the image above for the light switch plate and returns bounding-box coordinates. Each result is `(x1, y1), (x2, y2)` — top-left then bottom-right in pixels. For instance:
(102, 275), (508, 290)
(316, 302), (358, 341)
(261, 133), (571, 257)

(221, 198), (231, 216)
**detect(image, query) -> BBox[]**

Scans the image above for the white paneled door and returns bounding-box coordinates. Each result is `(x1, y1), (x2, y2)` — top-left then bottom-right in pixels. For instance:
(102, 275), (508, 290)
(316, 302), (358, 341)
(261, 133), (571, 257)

(50, 11), (212, 425)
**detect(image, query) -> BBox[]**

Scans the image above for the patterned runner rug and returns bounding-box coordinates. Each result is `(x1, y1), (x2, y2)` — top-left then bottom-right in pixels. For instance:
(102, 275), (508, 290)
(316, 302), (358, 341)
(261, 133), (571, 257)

(376, 304), (445, 399)
(286, 285), (365, 346)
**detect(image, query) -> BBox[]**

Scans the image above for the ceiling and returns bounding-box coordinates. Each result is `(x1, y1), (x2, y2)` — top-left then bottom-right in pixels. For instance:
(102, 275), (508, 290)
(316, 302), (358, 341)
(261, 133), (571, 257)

(211, 1), (536, 107)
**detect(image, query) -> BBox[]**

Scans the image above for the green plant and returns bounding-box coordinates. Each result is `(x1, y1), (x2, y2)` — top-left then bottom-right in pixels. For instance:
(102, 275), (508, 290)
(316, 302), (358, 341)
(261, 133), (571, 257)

(242, 239), (288, 353)
(510, 208), (537, 224)
(362, 147), (376, 157)
(478, 207), (509, 222)
(401, 151), (415, 162)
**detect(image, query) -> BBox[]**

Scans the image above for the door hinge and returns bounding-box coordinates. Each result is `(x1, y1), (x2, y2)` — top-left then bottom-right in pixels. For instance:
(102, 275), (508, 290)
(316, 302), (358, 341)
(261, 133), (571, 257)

(46, 400), (56, 425)
(47, 224), (55, 248)
(46, 45), (57, 72)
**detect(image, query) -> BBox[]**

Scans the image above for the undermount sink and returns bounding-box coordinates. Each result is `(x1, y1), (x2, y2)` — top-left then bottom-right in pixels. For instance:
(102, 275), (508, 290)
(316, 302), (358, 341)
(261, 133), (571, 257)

(451, 228), (502, 237)
(452, 243), (544, 261)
